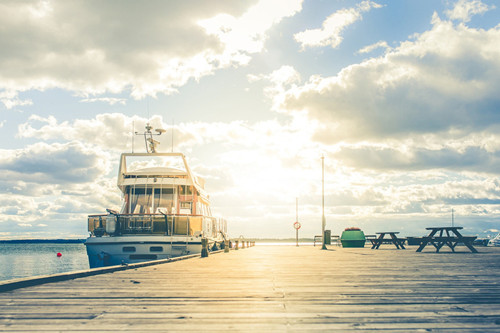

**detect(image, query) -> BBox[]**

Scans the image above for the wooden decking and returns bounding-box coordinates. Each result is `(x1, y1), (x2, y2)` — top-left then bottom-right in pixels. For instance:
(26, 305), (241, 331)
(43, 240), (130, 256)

(1, 245), (500, 332)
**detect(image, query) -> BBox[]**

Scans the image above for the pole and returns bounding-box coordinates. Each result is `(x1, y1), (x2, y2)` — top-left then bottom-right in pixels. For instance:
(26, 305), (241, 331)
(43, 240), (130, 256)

(296, 197), (299, 247)
(172, 119), (174, 152)
(452, 208), (454, 227)
(321, 155), (327, 250)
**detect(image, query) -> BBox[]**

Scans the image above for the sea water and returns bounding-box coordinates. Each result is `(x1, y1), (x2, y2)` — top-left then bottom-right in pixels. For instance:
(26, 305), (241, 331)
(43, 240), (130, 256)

(0, 243), (89, 282)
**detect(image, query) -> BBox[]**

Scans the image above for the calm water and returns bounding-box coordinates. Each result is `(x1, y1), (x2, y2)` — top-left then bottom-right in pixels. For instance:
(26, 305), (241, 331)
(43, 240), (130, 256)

(0, 242), (315, 282)
(0, 243), (89, 282)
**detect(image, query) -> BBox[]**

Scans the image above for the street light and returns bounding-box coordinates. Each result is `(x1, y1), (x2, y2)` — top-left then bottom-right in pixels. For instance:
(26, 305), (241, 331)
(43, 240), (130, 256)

(321, 155), (327, 250)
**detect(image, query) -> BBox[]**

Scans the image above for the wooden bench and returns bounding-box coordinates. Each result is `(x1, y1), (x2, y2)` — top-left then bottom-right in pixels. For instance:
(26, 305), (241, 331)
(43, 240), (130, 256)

(416, 227), (478, 253)
(314, 235), (340, 246)
(370, 232), (406, 249)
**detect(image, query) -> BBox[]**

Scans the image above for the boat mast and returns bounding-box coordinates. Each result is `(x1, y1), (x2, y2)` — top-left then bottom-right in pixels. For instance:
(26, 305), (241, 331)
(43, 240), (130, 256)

(135, 123), (166, 153)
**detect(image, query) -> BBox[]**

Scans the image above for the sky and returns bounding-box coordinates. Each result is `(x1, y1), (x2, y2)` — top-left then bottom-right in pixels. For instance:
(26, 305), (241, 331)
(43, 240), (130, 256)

(1, 0), (500, 240)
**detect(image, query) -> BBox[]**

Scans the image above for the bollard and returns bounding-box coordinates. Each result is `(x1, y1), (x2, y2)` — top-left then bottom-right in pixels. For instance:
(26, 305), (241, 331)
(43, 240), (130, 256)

(201, 238), (209, 257)
(235, 240), (239, 250)
(224, 240), (229, 253)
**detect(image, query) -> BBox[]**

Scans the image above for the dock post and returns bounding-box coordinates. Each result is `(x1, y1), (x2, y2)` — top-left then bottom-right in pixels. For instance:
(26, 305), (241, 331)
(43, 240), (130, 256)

(235, 240), (239, 250)
(201, 238), (209, 257)
(242, 240), (246, 249)
(224, 240), (229, 253)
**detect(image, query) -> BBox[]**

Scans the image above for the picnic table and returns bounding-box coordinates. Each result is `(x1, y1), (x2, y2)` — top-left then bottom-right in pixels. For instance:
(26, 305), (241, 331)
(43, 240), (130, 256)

(416, 227), (478, 253)
(370, 232), (406, 249)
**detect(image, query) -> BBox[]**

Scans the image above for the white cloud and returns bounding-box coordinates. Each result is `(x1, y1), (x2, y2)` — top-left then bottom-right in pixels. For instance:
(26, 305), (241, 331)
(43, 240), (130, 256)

(334, 143), (500, 174)
(0, 141), (111, 185)
(199, 0), (303, 56)
(445, 0), (494, 22)
(294, 1), (382, 49)
(281, 16), (500, 141)
(0, 91), (32, 110)
(357, 40), (390, 54)
(0, 0), (303, 107)
(79, 97), (127, 106)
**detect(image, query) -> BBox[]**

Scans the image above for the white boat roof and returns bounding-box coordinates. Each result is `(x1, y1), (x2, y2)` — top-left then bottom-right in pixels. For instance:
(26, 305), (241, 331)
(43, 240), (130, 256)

(117, 152), (209, 201)
(124, 166), (187, 176)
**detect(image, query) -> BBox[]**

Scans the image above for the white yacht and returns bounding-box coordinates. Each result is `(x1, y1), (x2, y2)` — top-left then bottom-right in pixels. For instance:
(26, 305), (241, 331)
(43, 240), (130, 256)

(487, 233), (500, 247)
(85, 124), (227, 268)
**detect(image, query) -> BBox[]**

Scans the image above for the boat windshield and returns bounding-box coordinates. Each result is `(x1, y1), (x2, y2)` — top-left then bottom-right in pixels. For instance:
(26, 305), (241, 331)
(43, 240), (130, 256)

(125, 155), (186, 173)
(127, 187), (176, 214)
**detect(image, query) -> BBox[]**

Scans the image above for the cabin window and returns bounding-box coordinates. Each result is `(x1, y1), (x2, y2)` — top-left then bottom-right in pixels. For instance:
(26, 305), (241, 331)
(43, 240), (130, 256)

(180, 202), (192, 214)
(179, 185), (193, 195)
(127, 187), (175, 214)
(150, 246), (163, 252)
(123, 246), (136, 252)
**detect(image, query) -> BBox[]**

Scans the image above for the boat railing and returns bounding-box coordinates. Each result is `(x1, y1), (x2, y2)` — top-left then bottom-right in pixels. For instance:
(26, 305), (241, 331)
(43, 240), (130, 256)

(88, 213), (215, 237)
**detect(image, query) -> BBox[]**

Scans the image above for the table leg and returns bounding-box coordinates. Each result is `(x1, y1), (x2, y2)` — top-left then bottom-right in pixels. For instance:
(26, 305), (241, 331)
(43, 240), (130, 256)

(389, 233), (405, 249)
(452, 229), (478, 253)
(416, 229), (438, 252)
(372, 234), (384, 249)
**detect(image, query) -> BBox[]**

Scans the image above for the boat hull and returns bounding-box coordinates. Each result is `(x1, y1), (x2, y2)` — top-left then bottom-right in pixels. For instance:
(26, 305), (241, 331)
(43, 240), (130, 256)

(85, 235), (217, 268)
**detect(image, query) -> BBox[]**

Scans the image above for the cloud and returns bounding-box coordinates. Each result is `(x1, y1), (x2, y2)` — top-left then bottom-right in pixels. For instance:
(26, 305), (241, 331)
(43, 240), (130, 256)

(79, 97), (127, 105)
(19, 113), (148, 151)
(0, 141), (110, 185)
(0, 0), (303, 107)
(445, 0), (494, 22)
(280, 16), (500, 141)
(335, 144), (500, 173)
(294, 1), (382, 49)
(357, 40), (390, 54)
(0, 91), (32, 110)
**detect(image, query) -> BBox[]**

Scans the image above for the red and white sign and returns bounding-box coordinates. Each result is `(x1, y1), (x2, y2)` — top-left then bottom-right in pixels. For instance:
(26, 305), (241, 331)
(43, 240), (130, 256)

(293, 221), (301, 230)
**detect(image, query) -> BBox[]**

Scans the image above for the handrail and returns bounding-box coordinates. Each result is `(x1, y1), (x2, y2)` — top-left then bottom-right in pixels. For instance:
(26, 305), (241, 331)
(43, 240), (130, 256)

(88, 213), (216, 237)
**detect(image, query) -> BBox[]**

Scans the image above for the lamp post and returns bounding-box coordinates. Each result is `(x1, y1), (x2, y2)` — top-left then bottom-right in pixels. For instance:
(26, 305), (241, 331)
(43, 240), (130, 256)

(296, 198), (299, 247)
(321, 155), (327, 250)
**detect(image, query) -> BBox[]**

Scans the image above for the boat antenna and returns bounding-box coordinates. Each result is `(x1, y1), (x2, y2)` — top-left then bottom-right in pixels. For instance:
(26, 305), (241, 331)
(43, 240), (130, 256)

(135, 123), (166, 153)
(171, 118), (174, 153)
(132, 121), (135, 153)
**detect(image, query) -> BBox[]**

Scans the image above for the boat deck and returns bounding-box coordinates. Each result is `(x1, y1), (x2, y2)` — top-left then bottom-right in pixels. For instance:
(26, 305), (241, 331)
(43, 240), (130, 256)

(1, 245), (499, 331)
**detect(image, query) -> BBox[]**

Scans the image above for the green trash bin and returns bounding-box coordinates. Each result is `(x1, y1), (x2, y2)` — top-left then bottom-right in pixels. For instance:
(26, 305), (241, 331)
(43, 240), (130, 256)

(340, 227), (366, 248)
(324, 230), (331, 245)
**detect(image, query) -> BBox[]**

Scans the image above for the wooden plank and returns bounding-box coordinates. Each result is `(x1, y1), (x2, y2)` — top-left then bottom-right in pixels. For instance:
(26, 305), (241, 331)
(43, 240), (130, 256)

(0, 246), (499, 331)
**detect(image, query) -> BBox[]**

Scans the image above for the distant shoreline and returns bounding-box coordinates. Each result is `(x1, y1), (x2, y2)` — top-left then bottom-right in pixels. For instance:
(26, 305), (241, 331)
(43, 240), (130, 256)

(0, 239), (86, 244)
(0, 238), (314, 244)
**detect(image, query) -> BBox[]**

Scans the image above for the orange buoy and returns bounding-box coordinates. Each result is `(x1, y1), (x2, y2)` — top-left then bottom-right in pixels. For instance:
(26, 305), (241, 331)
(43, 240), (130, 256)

(56, 252), (62, 257)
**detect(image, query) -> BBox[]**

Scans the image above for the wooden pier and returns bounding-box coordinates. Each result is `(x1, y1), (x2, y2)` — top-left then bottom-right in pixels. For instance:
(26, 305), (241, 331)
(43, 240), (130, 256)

(1, 245), (500, 331)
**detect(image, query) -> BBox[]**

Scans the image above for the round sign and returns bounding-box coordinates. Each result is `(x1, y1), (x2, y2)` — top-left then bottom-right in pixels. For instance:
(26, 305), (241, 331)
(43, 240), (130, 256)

(293, 221), (301, 230)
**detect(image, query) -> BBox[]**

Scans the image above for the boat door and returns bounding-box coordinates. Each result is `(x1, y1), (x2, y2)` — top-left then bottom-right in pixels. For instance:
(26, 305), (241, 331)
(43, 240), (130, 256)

(153, 185), (177, 214)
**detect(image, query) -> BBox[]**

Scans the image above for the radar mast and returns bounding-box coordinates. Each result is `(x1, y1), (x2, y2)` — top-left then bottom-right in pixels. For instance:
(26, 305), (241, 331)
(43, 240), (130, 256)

(135, 123), (166, 153)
